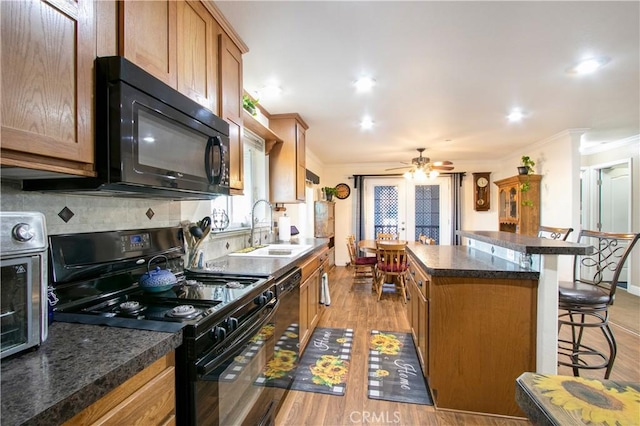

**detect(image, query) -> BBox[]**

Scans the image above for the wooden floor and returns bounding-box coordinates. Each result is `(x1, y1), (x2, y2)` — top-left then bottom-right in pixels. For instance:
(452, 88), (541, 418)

(276, 266), (640, 426)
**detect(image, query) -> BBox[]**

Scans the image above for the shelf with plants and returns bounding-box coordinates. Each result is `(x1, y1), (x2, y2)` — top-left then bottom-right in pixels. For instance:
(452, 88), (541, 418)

(242, 93), (283, 154)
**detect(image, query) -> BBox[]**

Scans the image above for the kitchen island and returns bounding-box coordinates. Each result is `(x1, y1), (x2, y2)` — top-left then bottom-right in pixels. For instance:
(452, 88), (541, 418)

(404, 232), (592, 417)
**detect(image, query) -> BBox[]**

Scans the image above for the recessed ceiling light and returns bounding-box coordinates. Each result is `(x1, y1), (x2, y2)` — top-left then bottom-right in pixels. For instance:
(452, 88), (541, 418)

(507, 109), (524, 122)
(567, 56), (610, 75)
(259, 84), (282, 97)
(354, 76), (376, 92)
(360, 116), (374, 129)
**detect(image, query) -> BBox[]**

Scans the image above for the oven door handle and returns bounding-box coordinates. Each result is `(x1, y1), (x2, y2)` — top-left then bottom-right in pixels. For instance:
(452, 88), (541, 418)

(197, 300), (278, 376)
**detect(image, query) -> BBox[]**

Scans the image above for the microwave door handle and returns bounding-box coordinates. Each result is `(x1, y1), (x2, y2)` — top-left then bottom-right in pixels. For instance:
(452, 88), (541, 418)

(204, 136), (222, 185)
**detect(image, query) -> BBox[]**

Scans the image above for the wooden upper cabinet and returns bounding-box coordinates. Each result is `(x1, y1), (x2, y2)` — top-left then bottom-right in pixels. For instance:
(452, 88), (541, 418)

(119, 1), (177, 87)
(219, 33), (244, 193)
(269, 114), (309, 203)
(494, 174), (542, 236)
(176, 1), (219, 114)
(0, 0), (95, 176)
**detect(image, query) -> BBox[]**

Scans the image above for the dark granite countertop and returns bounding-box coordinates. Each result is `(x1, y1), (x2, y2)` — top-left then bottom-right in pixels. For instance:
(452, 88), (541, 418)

(1, 322), (182, 425)
(190, 238), (329, 280)
(458, 230), (593, 255)
(408, 242), (540, 279)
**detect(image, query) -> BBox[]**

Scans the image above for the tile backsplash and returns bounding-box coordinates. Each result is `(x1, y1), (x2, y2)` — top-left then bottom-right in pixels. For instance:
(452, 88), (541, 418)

(0, 180), (253, 261)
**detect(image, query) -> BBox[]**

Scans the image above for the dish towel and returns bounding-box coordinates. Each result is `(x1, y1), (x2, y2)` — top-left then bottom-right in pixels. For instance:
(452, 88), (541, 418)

(320, 272), (331, 306)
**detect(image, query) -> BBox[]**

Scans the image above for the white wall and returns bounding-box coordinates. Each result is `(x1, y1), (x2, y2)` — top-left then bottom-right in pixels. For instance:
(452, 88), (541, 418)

(581, 136), (640, 295)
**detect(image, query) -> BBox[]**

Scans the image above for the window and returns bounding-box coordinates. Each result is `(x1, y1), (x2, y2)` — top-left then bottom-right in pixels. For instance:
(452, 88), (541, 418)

(211, 130), (267, 229)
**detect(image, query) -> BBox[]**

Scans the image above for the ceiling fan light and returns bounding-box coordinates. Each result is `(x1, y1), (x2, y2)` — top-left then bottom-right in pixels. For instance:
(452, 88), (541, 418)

(429, 170), (439, 178)
(414, 168), (427, 181)
(403, 170), (413, 179)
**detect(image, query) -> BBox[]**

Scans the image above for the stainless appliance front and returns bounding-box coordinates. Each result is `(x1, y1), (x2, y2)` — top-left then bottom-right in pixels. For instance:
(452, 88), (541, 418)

(0, 212), (48, 359)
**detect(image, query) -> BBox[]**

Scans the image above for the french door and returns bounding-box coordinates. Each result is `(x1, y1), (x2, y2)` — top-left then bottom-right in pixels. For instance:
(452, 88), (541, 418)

(363, 177), (451, 244)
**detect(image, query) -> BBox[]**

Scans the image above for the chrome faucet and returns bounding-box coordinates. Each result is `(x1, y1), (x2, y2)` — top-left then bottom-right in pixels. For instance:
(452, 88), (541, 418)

(250, 199), (273, 247)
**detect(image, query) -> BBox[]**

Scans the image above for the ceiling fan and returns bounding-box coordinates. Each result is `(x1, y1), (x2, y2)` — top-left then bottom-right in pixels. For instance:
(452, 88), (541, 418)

(386, 148), (454, 178)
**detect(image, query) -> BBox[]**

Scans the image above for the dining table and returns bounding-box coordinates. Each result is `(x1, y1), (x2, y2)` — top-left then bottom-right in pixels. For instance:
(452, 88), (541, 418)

(357, 239), (407, 254)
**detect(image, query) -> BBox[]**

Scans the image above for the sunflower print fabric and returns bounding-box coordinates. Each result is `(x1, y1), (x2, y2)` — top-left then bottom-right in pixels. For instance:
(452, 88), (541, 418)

(263, 349), (297, 380)
(369, 332), (403, 355)
(310, 355), (350, 387)
(531, 374), (640, 425)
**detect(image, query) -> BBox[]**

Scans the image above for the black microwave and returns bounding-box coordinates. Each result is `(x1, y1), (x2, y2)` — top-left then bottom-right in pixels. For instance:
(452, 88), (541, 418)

(23, 56), (230, 199)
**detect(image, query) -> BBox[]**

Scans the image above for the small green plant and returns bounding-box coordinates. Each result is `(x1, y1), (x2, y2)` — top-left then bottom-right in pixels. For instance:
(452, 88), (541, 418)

(520, 155), (535, 174)
(323, 186), (338, 201)
(242, 94), (259, 116)
(520, 182), (533, 206)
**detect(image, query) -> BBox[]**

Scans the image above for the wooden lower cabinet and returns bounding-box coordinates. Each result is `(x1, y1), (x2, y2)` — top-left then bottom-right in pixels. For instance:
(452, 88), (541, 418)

(64, 352), (176, 425)
(298, 246), (328, 351)
(406, 272), (428, 376)
(406, 252), (537, 417)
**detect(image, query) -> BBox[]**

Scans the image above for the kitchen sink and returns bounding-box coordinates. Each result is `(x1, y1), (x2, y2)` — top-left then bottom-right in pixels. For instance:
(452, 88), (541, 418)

(228, 244), (313, 258)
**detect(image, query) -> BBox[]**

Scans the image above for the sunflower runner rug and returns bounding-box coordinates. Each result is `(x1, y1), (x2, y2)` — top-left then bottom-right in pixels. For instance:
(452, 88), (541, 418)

(289, 327), (354, 396)
(367, 330), (433, 405)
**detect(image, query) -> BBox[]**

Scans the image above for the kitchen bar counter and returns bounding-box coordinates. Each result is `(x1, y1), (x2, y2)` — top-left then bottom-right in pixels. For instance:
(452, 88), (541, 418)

(407, 242), (540, 279)
(458, 230), (594, 375)
(1, 322), (182, 425)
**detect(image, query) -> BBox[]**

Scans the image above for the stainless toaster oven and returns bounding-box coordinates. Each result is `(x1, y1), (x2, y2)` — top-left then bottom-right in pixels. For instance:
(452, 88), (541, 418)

(0, 212), (48, 359)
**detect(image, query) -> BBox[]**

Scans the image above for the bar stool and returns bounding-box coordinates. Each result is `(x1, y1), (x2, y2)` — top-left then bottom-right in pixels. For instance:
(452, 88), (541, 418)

(558, 230), (639, 379)
(537, 225), (573, 241)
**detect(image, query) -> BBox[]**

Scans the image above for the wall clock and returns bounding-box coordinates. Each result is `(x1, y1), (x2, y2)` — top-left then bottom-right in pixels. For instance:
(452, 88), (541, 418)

(473, 172), (491, 211)
(335, 183), (351, 200)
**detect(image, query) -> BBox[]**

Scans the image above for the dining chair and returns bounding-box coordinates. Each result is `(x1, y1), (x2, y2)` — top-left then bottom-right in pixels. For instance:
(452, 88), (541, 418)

(374, 241), (409, 302)
(538, 225), (573, 241)
(557, 230), (640, 379)
(346, 235), (377, 288)
(418, 234), (436, 245)
(376, 232), (397, 240)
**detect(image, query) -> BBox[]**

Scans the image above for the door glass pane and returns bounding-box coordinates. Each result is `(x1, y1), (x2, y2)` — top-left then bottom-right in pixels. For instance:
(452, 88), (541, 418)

(374, 186), (398, 237)
(414, 185), (440, 243)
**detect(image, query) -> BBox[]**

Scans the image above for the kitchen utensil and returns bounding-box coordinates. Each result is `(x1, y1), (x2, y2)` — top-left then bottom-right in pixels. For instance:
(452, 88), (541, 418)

(189, 223), (212, 268)
(189, 225), (204, 241)
(200, 216), (212, 232)
(139, 255), (178, 292)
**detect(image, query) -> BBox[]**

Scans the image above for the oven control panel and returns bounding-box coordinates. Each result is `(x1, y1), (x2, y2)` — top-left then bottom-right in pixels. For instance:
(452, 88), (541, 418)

(120, 233), (151, 252)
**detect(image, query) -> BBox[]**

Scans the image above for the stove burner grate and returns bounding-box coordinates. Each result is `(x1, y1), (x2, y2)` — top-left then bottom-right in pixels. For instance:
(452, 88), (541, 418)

(166, 304), (200, 319)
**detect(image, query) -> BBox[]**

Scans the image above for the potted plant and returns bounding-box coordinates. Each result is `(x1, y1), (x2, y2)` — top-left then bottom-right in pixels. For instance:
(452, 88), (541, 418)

(323, 186), (338, 201)
(242, 94), (259, 116)
(518, 155), (535, 175)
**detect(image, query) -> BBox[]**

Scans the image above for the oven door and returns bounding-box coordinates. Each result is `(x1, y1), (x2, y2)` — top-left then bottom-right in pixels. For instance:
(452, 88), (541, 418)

(191, 301), (278, 426)
(0, 255), (45, 359)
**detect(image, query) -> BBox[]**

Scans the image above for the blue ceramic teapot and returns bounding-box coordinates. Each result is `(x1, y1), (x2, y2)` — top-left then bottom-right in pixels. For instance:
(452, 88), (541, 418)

(139, 255), (177, 292)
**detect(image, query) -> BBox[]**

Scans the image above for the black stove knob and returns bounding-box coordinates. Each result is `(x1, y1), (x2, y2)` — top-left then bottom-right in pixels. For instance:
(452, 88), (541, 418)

(225, 317), (238, 332)
(210, 326), (226, 343)
(264, 290), (274, 301)
(254, 294), (267, 306)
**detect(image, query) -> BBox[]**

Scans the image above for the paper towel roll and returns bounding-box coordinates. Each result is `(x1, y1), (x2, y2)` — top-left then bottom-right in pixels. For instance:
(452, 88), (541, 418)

(278, 216), (291, 241)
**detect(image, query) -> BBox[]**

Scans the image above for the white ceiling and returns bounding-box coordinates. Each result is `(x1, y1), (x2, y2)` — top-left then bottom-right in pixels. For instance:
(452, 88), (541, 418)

(215, 1), (639, 168)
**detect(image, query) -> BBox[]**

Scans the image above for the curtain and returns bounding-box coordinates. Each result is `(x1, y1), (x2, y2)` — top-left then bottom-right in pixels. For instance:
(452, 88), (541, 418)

(354, 175), (365, 241)
(450, 172), (464, 245)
